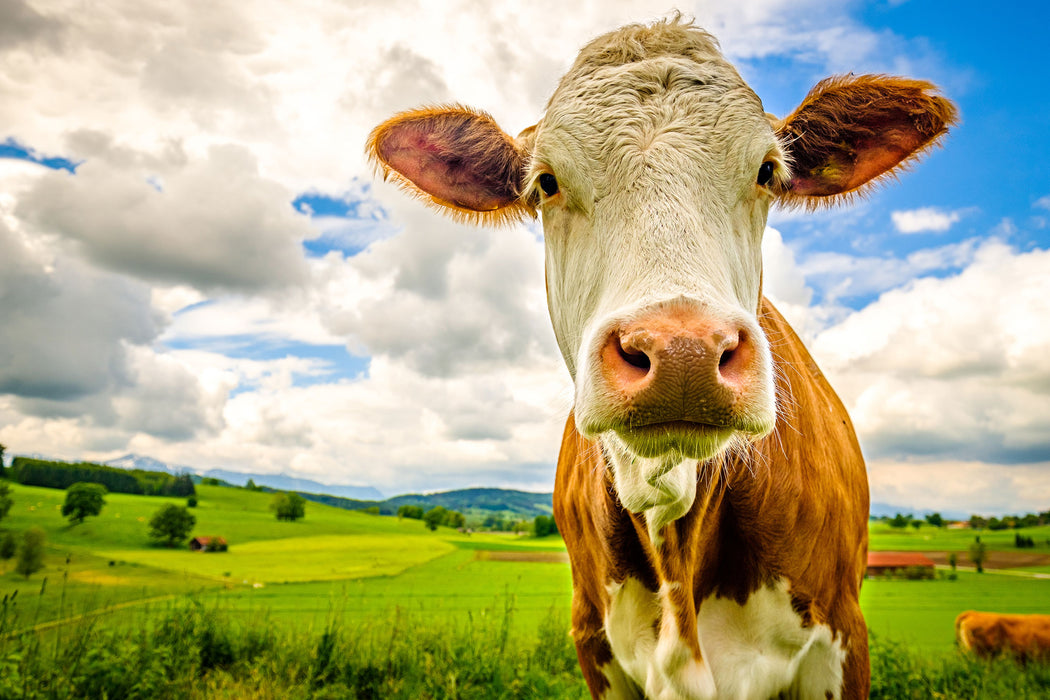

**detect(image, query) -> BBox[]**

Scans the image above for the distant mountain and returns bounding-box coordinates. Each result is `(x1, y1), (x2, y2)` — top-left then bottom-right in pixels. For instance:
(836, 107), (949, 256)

(870, 501), (970, 522)
(384, 487), (553, 517)
(201, 468), (384, 501)
(103, 453), (383, 501)
(106, 453), (192, 475)
(292, 487), (554, 522)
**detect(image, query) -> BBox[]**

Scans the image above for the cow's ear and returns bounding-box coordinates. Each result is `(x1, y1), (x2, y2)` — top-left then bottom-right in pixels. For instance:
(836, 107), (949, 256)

(367, 105), (534, 226)
(772, 75), (958, 208)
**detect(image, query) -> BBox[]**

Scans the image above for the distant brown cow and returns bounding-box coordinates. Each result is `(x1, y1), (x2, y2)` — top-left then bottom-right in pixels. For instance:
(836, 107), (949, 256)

(369, 16), (956, 700)
(956, 611), (1050, 663)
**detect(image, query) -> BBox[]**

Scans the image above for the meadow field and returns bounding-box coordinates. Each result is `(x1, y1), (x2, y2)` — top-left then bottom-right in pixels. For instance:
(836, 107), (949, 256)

(2, 480), (1049, 697)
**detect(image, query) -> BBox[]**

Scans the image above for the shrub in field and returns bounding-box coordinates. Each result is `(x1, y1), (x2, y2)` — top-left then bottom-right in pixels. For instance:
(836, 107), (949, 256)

(148, 504), (196, 547)
(0, 480), (13, 523)
(272, 492), (306, 521)
(15, 526), (46, 579)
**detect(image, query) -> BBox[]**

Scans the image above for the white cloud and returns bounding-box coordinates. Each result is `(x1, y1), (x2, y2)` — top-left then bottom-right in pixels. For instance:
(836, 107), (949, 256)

(798, 238), (980, 303)
(891, 206), (964, 233)
(1034, 195), (1050, 211)
(813, 240), (1050, 465)
(868, 459), (1050, 517)
(16, 144), (311, 293)
(2, 0), (1041, 512)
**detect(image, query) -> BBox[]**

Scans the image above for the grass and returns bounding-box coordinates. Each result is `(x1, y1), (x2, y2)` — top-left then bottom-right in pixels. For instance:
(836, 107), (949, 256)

(861, 570), (1050, 653)
(4, 478), (1050, 697)
(868, 521), (1050, 553)
(96, 534), (454, 585)
(1, 594), (1047, 699)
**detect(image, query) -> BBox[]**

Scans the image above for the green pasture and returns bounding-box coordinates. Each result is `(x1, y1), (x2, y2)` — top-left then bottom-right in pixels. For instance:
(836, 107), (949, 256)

(3, 478), (1050, 661)
(861, 571), (1050, 653)
(868, 521), (1050, 553)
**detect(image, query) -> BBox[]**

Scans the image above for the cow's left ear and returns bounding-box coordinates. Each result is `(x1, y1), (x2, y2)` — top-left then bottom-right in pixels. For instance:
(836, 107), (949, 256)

(367, 105), (535, 226)
(772, 75), (958, 207)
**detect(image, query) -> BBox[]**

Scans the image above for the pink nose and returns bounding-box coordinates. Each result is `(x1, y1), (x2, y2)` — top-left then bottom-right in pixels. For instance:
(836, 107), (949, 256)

(599, 310), (757, 427)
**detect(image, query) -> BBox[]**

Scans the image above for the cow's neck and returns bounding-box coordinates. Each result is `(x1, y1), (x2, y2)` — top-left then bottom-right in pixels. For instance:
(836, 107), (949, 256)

(615, 446), (776, 601)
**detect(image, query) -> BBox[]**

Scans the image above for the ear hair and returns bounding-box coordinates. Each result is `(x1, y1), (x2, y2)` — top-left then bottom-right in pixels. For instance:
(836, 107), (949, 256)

(772, 74), (959, 210)
(366, 105), (536, 227)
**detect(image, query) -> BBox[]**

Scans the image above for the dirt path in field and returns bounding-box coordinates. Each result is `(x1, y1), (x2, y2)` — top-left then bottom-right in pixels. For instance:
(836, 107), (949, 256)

(20, 593), (184, 635)
(924, 550), (1050, 570)
(474, 550), (569, 563)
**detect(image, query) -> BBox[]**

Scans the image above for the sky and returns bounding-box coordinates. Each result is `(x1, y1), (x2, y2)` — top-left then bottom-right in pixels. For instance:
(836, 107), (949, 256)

(1, 0), (1047, 515)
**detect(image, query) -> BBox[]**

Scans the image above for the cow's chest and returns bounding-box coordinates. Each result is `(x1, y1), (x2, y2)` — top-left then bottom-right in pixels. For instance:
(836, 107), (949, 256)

(602, 577), (846, 700)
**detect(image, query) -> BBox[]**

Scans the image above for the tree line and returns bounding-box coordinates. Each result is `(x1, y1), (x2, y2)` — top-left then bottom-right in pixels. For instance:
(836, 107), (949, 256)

(881, 510), (1050, 531)
(5, 457), (195, 498)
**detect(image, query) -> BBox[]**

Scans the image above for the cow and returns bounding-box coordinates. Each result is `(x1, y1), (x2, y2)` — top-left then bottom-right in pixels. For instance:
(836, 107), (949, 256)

(368, 16), (956, 700)
(956, 611), (1050, 664)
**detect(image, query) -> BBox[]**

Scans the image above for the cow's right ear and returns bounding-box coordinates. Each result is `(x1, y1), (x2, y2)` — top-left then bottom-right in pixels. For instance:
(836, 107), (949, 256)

(367, 106), (535, 226)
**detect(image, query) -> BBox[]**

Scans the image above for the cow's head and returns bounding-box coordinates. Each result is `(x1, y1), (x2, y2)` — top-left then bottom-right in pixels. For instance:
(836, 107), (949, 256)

(368, 18), (955, 521)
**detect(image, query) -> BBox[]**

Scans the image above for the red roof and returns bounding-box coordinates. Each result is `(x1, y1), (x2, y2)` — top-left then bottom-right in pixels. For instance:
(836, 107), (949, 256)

(867, 552), (935, 568)
(191, 536), (227, 545)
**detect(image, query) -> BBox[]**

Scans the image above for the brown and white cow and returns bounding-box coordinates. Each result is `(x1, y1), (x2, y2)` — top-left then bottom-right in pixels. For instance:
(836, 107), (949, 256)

(956, 611), (1050, 664)
(368, 17), (955, 700)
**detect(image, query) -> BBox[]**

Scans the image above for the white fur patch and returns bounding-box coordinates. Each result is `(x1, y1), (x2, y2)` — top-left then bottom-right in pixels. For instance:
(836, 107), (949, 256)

(604, 441), (698, 545)
(603, 577), (847, 700)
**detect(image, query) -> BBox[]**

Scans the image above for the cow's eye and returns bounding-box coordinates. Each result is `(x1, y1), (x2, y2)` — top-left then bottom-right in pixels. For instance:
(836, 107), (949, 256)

(539, 173), (559, 197)
(757, 161), (775, 187)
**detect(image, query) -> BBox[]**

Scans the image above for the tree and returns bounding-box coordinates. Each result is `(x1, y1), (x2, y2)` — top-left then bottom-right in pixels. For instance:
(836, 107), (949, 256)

(0, 531), (16, 572)
(0, 442), (6, 476)
(271, 492), (306, 521)
(62, 482), (107, 524)
(968, 536), (987, 574)
(948, 552), (957, 571)
(15, 527), (46, 579)
(889, 513), (910, 529)
(397, 504), (424, 520)
(925, 512), (944, 528)
(445, 510), (466, 529)
(423, 506), (448, 531)
(969, 514), (987, 530)
(0, 481), (13, 523)
(909, 520), (922, 531)
(149, 504), (196, 547)
(534, 515), (558, 537)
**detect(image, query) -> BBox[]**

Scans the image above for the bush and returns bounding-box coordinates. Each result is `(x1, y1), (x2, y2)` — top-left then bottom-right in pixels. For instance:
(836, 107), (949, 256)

(15, 526), (46, 579)
(271, 492), (306, 521)
(149, 504), (196, 547)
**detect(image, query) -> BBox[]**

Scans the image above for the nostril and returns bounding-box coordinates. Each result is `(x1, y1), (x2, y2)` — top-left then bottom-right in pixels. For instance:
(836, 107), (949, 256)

(716, 329), (750, 387)
(618, 337), (652, 371)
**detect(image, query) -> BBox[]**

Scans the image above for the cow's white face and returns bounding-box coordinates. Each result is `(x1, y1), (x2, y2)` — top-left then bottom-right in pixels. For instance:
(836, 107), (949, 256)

(367, 18), (955, 523)
(528, 51), (784, 496)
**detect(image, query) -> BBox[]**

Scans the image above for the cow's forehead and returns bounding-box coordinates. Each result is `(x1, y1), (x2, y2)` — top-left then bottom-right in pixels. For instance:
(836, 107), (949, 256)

(533, 23), (772, 199)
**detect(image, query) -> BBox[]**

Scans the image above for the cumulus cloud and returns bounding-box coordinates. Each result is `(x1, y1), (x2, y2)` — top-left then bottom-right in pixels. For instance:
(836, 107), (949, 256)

(891, 206), (965, 233)
(868, 459), (1050, 517)
(16, 144), (311, 293)
(318, 194), (557, 378)
(799, 238), (980, 303)
(2, 0), (1039, 508)
(813, 240), (1050, 464)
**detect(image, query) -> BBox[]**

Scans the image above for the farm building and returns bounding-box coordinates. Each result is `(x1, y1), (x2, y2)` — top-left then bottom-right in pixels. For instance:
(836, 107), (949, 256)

(189, 536), (228, 552)
(866, 551), (936, 578)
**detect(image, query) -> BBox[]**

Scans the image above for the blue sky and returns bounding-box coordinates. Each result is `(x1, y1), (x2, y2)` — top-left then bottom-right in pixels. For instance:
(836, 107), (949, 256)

(0, 0), (1047, 513)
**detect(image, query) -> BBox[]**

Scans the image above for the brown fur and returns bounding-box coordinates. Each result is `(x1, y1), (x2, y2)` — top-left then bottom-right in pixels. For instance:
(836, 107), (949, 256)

(956, 611), (1050, 663)
(366, 105), (535, 226)
(773, 74), (959, 209)
(555, 299), (871, 698)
